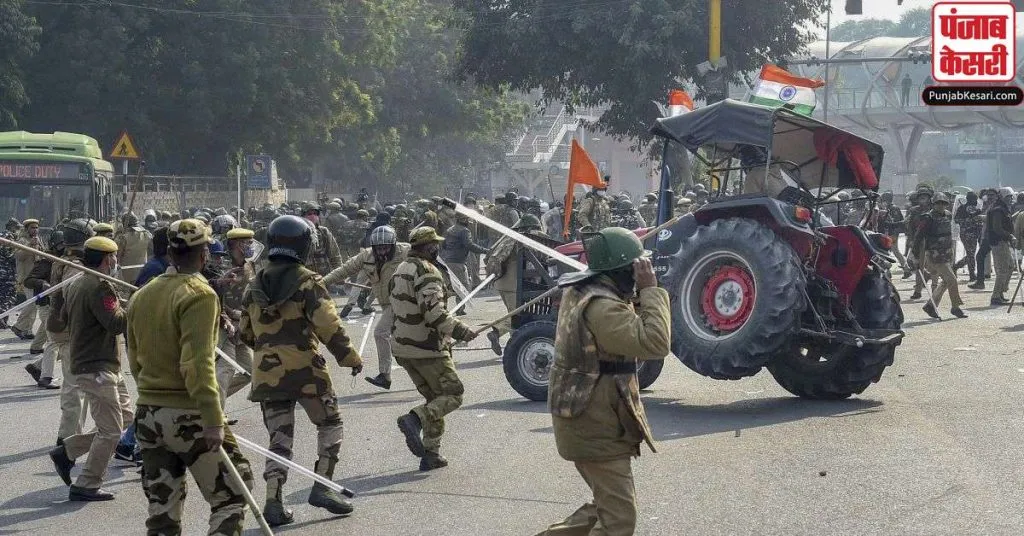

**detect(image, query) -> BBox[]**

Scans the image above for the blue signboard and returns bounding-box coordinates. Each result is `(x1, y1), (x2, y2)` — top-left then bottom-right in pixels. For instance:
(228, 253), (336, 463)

(246, 155), (272, 189)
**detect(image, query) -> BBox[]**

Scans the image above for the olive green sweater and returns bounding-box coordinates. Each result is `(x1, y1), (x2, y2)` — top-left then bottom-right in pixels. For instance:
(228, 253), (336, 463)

(126, 272), (224, 427)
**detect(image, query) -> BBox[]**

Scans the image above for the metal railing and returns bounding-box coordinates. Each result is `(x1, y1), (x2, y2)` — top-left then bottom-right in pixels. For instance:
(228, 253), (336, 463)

(531, 106), (577, 156)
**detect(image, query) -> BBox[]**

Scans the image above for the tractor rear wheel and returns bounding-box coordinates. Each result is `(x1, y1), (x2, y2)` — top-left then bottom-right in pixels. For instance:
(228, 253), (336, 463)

(665, 218), (806, 380)
(767, 268), (903, 399)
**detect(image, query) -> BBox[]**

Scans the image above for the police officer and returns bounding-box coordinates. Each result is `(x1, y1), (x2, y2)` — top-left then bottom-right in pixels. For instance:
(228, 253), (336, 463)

(114, 212), (151, 285)
(911, 194), (967, 319)
(487, 192), (521, 229)
(337, 210), (372, 317)
(392, 227), (477, 471)
(576, 178), (613, 232)
(93, 223), (114, 238)
(211, 227), (257, 405)
(985, 191), (1016, 305)
(300, 203), (344, 277)
(48, 236), (132, 501)
(239, 214), (362, 526)
(441, 213), (489, 290)
(47, 219), (94, 444)
(953, 191), (983, 280)
(484, 214), (542, 356)
(638, 193), (658, 225)
(22, 230), (66, 387)
(537, 227), (670, 536)
(612, 199), (647, 230)
(126, 219), (254, 534)
(905, 189), (933, 300)
(11, 218), (42, 340)
(324, 225), (409, 390)
(874, 191), (910, 277)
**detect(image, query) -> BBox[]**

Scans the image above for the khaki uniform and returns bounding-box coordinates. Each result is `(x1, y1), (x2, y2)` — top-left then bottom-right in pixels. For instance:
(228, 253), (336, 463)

(638, 202), (657, 226)
(60, 273), (131, 490)
(577, 195), (612, 232)
(913, 210), (962, 308)
(485, 235), (522, 337)
(239, 261), (360, 500)
(114, 226), (151, 284)
(390, 251), (474, 453)
(12, 233), (41, 335)
(47, 250), (89, 439)
(324, 244), (410, 376)
(215, 261), (256, 405)
(538, 276), (670, 536)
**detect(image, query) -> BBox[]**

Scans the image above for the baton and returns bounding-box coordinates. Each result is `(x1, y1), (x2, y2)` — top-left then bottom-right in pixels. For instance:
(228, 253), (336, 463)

(1009, 272), (1024, 313)
(234, 435), (355, 498)
(217, 446), (274, 536)
(0, 272), (82, 320)
(354, 312), (376, 387)
(0, 236), (251, 374)
(916, 268), (941, 320)
(468, 219), (681, 336)
(452, 274), (496, 313)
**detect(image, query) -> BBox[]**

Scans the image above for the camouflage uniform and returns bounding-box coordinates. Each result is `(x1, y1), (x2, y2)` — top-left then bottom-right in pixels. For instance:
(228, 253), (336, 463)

(539, 274), (670, 536)
(487, 202), (520, 229)
(912, 201), (964, 312)
(954, 199), (984, 278)
(239, 260), (361, 509)
(638, 202), (657, 226)
(215, 260), (255, 405)
(127, 218), (254, 534)
(392, 206), (413, 242)
(613, 206), (647, 230)
(305, 225), (343, 277)
(576, 193), (612, 232)
(390, 237), (475, 464)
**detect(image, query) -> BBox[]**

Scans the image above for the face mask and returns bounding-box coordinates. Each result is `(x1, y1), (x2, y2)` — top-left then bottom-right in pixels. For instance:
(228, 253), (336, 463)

(242, 245), (255, 259)
(606, 266), (636, 297)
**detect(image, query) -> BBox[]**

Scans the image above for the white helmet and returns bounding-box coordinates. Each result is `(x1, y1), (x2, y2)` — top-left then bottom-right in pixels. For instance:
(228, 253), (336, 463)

(369, 225), (397, 246)
(212, 214), (238, 235)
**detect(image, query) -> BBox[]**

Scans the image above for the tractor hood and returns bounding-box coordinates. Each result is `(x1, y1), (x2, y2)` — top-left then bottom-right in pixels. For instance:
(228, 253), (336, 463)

(649, 99), (884, 192)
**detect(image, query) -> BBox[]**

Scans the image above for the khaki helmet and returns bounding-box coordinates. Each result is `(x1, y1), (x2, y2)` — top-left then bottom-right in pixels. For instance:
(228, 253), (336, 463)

(932, 192), (950, 206)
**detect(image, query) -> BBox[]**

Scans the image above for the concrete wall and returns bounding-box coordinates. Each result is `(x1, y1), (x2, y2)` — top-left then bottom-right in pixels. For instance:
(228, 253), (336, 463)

(129, 188), (288, 212)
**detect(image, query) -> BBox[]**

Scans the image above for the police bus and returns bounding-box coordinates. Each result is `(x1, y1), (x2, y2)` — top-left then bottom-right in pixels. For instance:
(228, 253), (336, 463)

(0, 131), (116, 224)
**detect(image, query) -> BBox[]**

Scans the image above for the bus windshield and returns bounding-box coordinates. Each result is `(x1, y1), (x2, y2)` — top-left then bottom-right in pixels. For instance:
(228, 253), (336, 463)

(0, 131), (115, 224)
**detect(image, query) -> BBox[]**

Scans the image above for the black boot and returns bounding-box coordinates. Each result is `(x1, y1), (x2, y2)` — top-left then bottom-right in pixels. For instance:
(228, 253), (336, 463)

(991, 295), (1010, 306)
(419, 450), (449, 471)
(339, 304), (354, 319)
(968, 281), (985, 290)
(364, 373), (391, 390)
(49, 445), (74, 486)
(397, 412), (425, 457)
(951, 306), (967, 318)
(909, 291), (922, 300)
(487, 329), (502, 356)
(263, 479), (294, 527)
(922, 302), (939, 319)
(308, 458), (354, 516)
(37, 377), (60, 390)
(25, 363), (41, 383)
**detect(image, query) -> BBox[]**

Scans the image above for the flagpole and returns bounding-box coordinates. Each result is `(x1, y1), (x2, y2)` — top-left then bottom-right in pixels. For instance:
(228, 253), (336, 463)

(823, 5), (831, 122)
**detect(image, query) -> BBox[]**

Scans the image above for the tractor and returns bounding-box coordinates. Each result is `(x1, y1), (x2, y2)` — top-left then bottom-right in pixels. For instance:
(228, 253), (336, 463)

(501, 99), (904, 401)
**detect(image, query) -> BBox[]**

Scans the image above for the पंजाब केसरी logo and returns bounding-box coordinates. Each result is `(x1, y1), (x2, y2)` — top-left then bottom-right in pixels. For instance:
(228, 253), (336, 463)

(932, 2), (1016, 83)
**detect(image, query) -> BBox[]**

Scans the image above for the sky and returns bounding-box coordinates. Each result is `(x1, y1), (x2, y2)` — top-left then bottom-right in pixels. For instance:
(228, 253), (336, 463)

(817, 0), (1018, 37)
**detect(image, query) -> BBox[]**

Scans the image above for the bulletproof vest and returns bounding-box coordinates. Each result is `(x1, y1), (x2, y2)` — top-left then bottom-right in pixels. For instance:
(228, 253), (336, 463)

(924, 212), (954, 262)
(549, 282), (623, 418)
(548, 279), (656, 452)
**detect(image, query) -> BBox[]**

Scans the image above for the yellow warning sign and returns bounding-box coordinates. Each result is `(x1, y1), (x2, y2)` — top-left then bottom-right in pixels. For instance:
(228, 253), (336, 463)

(110, 131), (140, 160)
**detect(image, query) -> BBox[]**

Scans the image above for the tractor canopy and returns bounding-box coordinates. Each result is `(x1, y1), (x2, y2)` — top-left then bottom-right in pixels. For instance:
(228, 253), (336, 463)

(650, 99), (884, 194)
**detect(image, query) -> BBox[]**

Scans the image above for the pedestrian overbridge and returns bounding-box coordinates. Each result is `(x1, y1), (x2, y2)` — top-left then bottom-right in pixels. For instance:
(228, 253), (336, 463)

(728, 34), (1024, 177)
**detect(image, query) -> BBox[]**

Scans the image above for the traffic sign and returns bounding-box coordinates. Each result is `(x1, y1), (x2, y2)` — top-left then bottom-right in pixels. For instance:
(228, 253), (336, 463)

(110, 131), (140, 160)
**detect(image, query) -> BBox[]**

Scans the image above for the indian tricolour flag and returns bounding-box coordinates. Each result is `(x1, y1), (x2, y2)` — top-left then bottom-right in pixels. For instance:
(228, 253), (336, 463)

(747, 64), (825, 116)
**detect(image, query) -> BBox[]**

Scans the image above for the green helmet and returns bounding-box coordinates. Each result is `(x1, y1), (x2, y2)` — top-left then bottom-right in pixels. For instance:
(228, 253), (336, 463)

(583, 227), (647, 272)
(512, 214), (541, 230)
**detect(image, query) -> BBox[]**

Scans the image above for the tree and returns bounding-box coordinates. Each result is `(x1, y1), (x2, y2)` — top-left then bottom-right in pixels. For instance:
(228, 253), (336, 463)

(830, 18), (895, 41)
(0, 0), (39, 129)
(19, 0), (398, 175)
(454, 0), (830, 148)
(892, 7), (930, 37)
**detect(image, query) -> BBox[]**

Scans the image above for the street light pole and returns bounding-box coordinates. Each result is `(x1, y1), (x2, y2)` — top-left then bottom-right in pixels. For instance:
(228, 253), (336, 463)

(823, 6), (831, 122)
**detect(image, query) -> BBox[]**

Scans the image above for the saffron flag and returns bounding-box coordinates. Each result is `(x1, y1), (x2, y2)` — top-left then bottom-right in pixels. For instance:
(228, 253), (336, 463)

(563, 139), (605, 237)
(747, 64), (824, 116)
